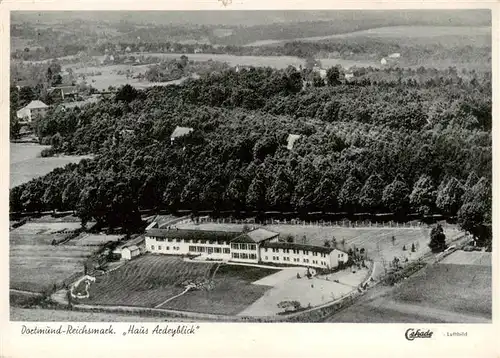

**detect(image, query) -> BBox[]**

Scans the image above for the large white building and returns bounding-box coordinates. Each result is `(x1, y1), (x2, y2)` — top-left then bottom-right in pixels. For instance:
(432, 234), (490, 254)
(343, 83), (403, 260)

(145, 224), (348, 270)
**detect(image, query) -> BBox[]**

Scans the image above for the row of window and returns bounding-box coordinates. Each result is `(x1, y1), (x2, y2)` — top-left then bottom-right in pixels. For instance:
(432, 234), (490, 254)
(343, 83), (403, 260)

(264, 256), (328, 266)
(231, 253), (257, 260)
(188, 246), (231, 254)
(151, 237), (227, 245)
(231, 243), (257, 251)
(265, 248), (328, 257)
(151, 245), (180, 251)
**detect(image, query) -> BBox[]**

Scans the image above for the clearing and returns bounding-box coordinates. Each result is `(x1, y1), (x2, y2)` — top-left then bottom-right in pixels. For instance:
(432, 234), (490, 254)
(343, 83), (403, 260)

(326, 255), (491, 323)
(10, 222), (97, 292)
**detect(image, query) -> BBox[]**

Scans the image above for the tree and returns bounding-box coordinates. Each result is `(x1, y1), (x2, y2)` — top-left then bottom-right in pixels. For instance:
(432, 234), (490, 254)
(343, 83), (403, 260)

(116, 84), (138, 103)
(382, 178), (410, 215)
(457, 177), (491, 246)
(338, 175), (362, 213)
(246, 176), (267, 211)
(429, 224), (446, 253)
(359, 174), (384, 212)
(411, 243), (416, 252)
(326, 67), (341, 86)
(323, 239), (331, 247)
(409, 174), (436, 215)
(436, 177), (464, 216)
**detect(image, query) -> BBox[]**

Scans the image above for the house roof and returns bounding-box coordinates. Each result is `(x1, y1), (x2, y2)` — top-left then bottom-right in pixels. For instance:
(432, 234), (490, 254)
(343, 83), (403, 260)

(146, 228), (241, 242)
(261, 241), (345, 255)
(232, 228), (279, 244)
(124, 245), (140, 252)
(24, 100), (48, 110)
(286, 134), (301, 150)
(171, 126), (194, 139)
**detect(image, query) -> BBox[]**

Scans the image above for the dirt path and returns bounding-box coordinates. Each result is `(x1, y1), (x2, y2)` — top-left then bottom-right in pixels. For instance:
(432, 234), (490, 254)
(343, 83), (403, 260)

(10, 289), (43, 296)
(154, 286), (193, 308)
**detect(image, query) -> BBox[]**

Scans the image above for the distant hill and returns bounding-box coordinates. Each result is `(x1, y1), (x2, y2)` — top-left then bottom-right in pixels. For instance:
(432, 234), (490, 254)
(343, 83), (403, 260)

(12, 9), (491, 27)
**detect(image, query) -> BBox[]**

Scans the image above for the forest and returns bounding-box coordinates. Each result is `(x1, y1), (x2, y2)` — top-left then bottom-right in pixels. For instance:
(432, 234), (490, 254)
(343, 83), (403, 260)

(9, 65), (492, 247)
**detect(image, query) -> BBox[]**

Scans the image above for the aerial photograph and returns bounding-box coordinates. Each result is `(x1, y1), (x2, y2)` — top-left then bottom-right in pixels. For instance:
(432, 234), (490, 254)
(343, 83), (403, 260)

(9, 10), (492, 323)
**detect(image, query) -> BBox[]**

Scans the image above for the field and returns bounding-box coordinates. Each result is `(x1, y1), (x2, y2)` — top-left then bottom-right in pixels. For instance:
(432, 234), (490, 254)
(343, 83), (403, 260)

(10, 143), (91, 188)
(327, 252), (492, 323)
(10, 307), (191, 322)
(85, 255), (215, 307)
(440, 250), (491, 266)
(83, 255), (278, 315)
(68, 234), (124, 246)
(162, 264), (276, 315)
(247, 26), (491, 47)
(10, 222), (98, 292)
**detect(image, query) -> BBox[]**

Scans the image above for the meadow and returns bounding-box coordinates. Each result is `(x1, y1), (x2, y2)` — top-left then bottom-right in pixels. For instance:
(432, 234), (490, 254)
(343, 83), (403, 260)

(10, 222), (99, 293)
(10, 143), (91, 188)
(327, 252), (492, 323)
(84, 255), (215, 307)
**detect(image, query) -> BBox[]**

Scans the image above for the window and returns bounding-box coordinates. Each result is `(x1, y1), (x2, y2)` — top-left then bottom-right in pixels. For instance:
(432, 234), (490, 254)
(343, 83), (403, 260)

(158, 246), (162, 250)
(240, 244), (247, 250)
(223, 248), (230, 254)
(197, 247), (204, 253)
(273, 256), (277, 261)
(193, 239), (199, 244)
(214, 247), (221, 253)
(166, 246), (170, 250)
(157, 238), (165, 242)
(303, 250), (308, 255)
(232, 253), (240, 259)
(265, 256), (268, 260)
(189, 246), (196, 252)
(313, 252), (318, 256)
(249, 254), (257, 260)
(168, 239), (173, 242)
(231, 243), (239, 250)
(176, 238), (181, 243)
(265, 248), (268, 252)
(303, 259), (309, 263)
(151, 245), (155, 250)
(240, 253), (248, 259)
(200, 240), (206, 244)
(338, 254), (342, 258)
(249, 244), (256, 250)
(284, 249), (290, 254)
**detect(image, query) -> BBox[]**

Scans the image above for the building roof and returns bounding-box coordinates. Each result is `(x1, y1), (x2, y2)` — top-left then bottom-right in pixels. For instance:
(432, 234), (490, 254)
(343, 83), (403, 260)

(261, 241), (345, 255)
(146, 228), (241, 242)
(171, 126), (194, 139)
(286, 134), (301, 150)
(24, 100), (48, 110)
(232, 228), (279, 244)
(124, 245), (140, 252)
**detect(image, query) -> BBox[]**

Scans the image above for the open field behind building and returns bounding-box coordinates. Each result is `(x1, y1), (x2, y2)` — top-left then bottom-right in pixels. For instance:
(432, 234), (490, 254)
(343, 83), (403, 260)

(326, 251), (491, 323)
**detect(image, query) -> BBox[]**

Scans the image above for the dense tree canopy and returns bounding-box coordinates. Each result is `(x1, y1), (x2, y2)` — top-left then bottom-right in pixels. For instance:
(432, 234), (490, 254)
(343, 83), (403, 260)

(10, 65), (492, 244)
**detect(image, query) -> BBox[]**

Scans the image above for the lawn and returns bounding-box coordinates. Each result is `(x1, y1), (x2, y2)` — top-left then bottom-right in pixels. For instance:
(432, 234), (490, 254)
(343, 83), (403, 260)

(160, 263), (277, 315)
(10, 222), (100, 293)
(84, 254), (215, 307)
(392, 263), (491, 318)
(327, 262), (492, 323)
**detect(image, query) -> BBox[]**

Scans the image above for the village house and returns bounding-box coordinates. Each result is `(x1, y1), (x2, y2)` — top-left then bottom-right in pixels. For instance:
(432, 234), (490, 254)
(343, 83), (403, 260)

(48, 85), (78, 101)
(170, 126), (194, 144)
(344, 72), (355, 81)
(286, 134), (301, 150)
(122, 245), (141, 260)
(16, 100), (49, 122)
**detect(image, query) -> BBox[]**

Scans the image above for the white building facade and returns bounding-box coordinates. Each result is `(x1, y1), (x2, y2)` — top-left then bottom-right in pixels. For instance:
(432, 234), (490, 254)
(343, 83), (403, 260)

(144, 224), (348, 269)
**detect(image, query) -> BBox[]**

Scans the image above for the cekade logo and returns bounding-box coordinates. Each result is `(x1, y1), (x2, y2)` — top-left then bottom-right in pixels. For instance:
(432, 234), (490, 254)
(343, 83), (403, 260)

(405, 329), (434, 341)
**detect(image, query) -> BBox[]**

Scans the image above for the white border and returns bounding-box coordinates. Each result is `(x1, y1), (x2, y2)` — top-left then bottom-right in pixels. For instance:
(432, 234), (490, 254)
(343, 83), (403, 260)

(0, 2), (498, 358)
